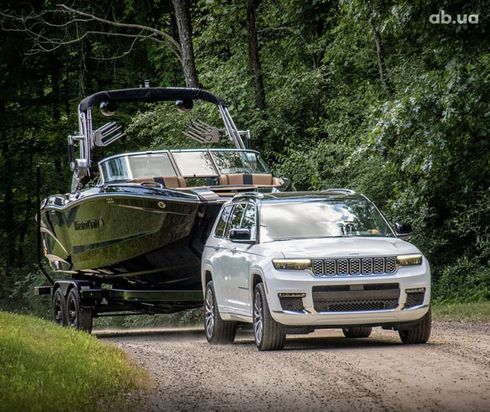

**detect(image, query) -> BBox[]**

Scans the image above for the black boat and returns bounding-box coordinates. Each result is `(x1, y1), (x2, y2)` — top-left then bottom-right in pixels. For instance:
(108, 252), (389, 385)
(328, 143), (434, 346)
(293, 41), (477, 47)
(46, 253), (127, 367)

(38, 87), (284, 325)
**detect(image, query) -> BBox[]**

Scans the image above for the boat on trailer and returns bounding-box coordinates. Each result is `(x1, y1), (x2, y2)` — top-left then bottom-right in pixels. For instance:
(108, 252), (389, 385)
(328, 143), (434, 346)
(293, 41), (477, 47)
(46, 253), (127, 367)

(37, 87), (285, 330)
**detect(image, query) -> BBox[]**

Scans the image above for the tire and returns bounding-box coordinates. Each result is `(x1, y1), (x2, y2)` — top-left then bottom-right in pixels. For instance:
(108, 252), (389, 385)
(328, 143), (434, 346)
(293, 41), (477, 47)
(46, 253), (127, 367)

(342, 326), (372, 338)
(253, 283), (285, 351)
(52, 288), (67, 326)
(66, 288), (93, 333)
(399, 308), (431, 344)
(204, 281), (236, 344)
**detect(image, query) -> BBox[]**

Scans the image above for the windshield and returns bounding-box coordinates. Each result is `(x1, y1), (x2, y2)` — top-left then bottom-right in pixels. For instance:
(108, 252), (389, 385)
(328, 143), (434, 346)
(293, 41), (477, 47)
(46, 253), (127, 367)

(172, 151), (217, 176)
(211, 151), (269, 174)
(260, 199), (394, 242)
(100, 153), (176, 181)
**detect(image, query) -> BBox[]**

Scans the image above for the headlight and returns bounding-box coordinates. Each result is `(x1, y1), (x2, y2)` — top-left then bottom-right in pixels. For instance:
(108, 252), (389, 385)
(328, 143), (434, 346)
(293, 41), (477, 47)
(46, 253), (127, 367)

(396, 254), (422, 266)
(272, 259), (312, 270)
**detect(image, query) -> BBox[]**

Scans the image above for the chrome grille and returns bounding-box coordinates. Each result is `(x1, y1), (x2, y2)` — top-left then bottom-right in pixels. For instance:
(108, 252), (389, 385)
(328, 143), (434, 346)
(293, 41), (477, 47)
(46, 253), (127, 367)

(324, 259), (336, 275)
(311, 257), (398, 276)
(338, 259), (349, 275)
(312, 259), (323, 274)
(350, 258), (361, 275)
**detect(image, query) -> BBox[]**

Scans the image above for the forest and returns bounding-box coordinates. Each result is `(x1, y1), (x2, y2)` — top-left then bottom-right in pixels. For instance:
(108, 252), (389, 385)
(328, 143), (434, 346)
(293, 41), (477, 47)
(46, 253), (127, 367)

(0, 0), (488, 314)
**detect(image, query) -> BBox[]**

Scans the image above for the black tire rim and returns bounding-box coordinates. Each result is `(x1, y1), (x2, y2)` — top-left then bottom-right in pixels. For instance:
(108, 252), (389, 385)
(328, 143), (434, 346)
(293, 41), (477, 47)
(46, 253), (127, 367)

(205, 286), (215, 339)
(253, 290), (263, 345)
(67, 293), (78, 328)
(53, 293), (64, 325)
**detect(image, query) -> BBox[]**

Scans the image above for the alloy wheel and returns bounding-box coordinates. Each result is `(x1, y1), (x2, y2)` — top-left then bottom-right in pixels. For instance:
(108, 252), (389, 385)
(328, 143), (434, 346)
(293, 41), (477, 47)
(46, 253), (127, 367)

(205, 286), (215, 339)
(253, 290), (263, 345)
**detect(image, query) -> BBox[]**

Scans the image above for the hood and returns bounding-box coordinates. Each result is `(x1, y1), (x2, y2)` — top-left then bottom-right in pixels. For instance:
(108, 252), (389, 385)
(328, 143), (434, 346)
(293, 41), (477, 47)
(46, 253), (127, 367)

(260, 237), (421, 258)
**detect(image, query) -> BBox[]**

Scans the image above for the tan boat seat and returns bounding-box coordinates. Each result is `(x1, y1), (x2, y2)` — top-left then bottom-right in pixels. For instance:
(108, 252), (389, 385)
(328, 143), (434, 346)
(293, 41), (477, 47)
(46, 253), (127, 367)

(219, 173), (280, 187)
(130, 176), (187, 188)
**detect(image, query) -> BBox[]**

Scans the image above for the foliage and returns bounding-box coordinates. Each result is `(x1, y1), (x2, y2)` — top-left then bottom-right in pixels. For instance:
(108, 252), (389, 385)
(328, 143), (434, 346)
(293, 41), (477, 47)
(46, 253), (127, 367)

(0, 311), (147, 412)
(0, 0), (488, 315)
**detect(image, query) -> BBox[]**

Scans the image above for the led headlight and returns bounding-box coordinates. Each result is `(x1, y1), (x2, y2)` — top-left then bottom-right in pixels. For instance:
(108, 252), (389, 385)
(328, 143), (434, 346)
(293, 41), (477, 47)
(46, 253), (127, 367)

(272, 259), (312, 271)
(396, 254), (423, 266)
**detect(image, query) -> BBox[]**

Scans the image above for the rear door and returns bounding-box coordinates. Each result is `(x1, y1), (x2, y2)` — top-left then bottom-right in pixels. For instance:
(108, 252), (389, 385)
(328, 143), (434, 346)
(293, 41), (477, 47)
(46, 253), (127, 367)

(209, 204), (234, 312)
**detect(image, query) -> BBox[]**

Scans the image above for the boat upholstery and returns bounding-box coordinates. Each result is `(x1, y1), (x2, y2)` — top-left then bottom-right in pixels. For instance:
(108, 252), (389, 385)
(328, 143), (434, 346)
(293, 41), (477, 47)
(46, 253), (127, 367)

(130, 176), (187, 188)
(219, 173), (281, 187)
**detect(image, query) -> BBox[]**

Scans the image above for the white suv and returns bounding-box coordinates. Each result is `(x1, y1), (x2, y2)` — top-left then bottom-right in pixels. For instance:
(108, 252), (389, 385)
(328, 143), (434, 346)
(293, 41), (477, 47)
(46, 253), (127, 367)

(201, 190), (431, 350)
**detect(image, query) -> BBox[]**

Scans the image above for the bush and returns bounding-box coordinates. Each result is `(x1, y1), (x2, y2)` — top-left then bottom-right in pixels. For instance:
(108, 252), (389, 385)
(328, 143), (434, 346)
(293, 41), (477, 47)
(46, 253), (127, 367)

(432, 258), (490, 304)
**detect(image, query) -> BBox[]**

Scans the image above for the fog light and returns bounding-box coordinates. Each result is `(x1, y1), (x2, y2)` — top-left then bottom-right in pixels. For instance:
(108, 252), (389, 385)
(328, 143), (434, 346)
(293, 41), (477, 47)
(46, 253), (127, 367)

(406, 287), (426, 293)
(278, 292), (306, 298)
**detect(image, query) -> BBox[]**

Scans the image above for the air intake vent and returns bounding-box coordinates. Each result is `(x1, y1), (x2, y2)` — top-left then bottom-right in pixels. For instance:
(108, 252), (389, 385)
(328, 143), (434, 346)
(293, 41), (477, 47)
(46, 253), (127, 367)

(279, 296), (304, 312)
(312, 283), (400, 312)
(405, 291), (425, 308)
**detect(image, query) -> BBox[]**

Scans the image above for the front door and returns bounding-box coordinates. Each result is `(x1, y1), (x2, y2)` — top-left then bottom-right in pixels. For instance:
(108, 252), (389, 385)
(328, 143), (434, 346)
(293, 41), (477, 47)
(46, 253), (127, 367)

(225, 202), (257, 315)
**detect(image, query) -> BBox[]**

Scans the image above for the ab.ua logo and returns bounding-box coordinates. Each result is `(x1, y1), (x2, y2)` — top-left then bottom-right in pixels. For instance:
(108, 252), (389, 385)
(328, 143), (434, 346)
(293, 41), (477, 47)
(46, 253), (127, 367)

(429, 10), (479, 24)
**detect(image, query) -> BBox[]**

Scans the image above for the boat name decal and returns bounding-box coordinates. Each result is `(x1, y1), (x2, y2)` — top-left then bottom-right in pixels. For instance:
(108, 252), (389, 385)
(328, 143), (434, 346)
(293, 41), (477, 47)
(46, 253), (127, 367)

(74, 218), (104, 231)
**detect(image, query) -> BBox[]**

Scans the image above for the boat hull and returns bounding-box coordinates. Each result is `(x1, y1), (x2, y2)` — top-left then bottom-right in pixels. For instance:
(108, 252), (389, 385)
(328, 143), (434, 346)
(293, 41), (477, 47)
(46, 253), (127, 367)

(41, 184), (223, 292)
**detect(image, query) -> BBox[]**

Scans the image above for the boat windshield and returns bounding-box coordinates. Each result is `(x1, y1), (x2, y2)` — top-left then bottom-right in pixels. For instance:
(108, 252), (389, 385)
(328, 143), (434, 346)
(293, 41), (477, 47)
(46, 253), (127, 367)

(260, 199), (394, 242)
(172, 151), (217, 176)
(100, 153), (177, 181)
(100, 150), (271, 182)
(210, 151), (269, 174)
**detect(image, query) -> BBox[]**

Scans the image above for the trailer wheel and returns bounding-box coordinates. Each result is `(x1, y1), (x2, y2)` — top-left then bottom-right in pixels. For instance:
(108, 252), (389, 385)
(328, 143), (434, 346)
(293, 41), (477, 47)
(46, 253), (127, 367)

(66, 288), (93, 333)
(52, 288), (67, 326)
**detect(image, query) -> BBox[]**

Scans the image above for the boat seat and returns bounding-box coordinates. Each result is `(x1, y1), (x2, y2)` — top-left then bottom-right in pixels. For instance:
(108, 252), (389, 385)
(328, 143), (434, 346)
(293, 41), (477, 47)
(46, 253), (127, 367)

(130, 176), (187, 188)
(219, 173), (281, 187)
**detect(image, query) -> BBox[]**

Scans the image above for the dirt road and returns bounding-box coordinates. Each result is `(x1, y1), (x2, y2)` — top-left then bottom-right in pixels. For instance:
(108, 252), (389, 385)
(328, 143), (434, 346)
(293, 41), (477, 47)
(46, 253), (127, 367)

(97, 322), (490, 411)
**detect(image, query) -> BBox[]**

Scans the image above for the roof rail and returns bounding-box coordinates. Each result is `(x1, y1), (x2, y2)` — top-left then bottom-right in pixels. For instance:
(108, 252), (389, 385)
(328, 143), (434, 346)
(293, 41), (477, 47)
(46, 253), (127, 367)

(322, 188), (356, 195)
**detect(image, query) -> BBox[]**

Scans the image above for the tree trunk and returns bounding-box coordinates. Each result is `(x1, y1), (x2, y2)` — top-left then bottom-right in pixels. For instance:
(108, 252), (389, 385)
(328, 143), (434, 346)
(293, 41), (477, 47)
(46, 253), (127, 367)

(171, 0), (199, 88)
(246, 0), (266, 110)
(371, 23), (392, 98)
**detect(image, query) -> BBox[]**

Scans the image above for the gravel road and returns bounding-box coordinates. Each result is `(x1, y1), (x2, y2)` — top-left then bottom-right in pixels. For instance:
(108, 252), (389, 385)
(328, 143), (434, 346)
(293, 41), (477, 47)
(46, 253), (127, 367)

(97, 322), (490, 411)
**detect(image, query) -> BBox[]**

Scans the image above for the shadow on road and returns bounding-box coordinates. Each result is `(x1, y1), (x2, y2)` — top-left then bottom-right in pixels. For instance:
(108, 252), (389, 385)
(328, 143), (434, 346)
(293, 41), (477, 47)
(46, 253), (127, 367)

(94, 327), (204, 340)
(95, 327), (439, 350)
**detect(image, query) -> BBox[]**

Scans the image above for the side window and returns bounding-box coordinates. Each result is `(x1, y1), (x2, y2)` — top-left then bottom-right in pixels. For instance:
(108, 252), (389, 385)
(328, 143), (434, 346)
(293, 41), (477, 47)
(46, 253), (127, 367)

(214, 205), (233, 237)
(241, 203), (256, 231)
(225, 203), (247, 237)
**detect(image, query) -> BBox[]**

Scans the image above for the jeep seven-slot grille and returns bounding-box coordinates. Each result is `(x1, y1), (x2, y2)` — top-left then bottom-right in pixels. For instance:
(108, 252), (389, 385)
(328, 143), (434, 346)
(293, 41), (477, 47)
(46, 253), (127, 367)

(312, 283), (400, 312)
(311, 257), (397, 276)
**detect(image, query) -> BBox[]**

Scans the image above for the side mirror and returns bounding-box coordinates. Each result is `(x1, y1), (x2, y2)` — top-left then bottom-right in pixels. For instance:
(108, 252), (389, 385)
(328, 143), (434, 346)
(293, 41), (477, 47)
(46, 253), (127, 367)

(229, 228), (254, 243)
(395, 222), (412, 240)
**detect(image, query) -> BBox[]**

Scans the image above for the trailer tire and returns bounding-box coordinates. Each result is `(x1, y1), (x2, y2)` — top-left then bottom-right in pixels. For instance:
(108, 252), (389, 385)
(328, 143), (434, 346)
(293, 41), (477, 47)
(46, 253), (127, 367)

(52, 288), (67, 326)
(66, 288), (93, 333)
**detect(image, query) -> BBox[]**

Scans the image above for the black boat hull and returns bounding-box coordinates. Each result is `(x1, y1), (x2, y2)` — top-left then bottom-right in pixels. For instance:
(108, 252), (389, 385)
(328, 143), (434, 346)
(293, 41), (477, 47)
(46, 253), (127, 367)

(41, 184), (223, 294)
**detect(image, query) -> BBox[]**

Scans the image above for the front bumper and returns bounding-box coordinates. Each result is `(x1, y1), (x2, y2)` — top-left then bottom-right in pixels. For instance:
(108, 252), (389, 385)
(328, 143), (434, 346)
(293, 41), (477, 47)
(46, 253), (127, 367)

(264, 260), (431, 327)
